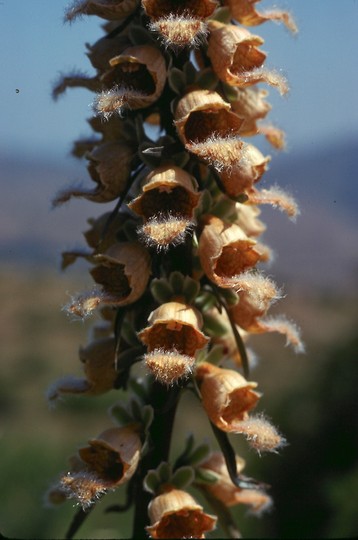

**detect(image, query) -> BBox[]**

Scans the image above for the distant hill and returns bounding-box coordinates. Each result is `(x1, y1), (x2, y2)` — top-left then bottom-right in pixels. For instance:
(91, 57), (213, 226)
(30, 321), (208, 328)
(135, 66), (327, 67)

(1, 139), (357, 290)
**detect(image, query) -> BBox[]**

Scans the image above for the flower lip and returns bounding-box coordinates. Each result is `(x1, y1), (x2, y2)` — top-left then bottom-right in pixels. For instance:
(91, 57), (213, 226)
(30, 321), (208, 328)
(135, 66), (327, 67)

(139, 301), (209, 356)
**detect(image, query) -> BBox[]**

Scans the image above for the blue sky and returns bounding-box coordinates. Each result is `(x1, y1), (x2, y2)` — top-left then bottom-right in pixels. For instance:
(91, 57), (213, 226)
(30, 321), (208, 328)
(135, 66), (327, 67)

(1, 0), (358, 160)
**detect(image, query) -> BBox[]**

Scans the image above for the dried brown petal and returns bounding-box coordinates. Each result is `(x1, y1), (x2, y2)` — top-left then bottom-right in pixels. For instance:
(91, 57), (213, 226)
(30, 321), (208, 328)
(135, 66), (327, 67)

(79, 426), (142, 486)
(219, 143), (270, 196)
(208, 22), (288, 93)
(225, 0), (298, 34)
(65, 0), (139, 22)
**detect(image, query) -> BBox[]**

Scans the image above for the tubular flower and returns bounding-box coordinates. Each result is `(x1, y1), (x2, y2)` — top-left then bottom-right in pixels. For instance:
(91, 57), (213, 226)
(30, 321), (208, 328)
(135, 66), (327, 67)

(61, 425), (142, 508)
(198, 215), (264, 288)
(231, 86), (286, 149)
(225, 0), (298, 34)
(139, 301), (209, 383)
(129, 165), (201, 250)
(142, 0), (217, 48)
(207, 21), (288, 94)
(146, 487), (217, 539)
(196, 362), (260, 432)
(90, 242), (151, 305)
(175, 89), (244, 148)
(96, 45), (167, 117)
(47, 336), (117, 403)
(65, 0), (140, 22)
(52, 141), (134, 206)
(198, 452), (272, 514)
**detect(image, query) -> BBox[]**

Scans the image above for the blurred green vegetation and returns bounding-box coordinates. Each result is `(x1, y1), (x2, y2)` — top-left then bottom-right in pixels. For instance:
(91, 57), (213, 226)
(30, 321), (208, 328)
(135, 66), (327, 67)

(1, 265), (357, 538)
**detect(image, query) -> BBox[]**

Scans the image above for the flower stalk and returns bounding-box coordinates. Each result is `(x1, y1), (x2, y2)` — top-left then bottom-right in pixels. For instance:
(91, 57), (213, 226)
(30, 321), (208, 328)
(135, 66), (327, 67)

(47, 1), (303, 537)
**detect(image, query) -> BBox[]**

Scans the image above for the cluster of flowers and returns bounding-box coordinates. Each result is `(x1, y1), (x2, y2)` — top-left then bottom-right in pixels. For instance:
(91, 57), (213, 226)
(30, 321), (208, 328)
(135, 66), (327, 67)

(46, 0), (303, 537)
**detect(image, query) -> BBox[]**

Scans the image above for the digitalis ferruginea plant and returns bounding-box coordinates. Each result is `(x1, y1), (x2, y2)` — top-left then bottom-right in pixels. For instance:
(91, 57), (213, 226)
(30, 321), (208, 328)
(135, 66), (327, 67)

(47, 1), (303, 537)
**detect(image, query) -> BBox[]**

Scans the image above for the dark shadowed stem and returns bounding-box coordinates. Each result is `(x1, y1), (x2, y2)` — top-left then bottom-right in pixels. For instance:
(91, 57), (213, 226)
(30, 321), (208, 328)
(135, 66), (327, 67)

(65, 504), (95, 540)
(131, 383), (182, 539)
(211, 285), (250, 379)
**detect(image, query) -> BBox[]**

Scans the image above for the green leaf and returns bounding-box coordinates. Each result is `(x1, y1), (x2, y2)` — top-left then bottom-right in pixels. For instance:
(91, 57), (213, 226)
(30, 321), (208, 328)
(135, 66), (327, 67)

(144, 470), (161, 494)
(205, 344), (226, 366)
(130, 398), (142, 422)
(110, 403), (133, 426)
(169, 271), (185, 295)
(219, 288), (239, 306)
(195, 468), (218, 484)
(196, 68), (219, 91)
(203, 312), (228, 337)
(142, 405), (154, 430)
(168, 67), (186, 95)
(128, 25), (155, 45)
(188, 443), (211, 465)
(183, 276), (200, 304)
(171, 466), (195, 489)
(150, 278), (173, 303)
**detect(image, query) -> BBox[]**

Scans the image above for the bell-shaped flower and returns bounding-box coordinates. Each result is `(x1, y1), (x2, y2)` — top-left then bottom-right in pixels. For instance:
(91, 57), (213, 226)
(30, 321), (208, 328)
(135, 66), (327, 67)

(130, 164), (201, 251)
(198, 216), (264, 288)
(139, 301), (209, 384)
(196, 362), (260, 432)
(96, 45), (166, 118)
(207, 21), (288, 94)
(146, 487), (217, 538)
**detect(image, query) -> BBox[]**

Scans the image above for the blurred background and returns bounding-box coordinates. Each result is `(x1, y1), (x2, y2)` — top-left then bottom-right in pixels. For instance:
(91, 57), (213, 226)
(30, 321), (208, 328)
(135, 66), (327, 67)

(1, 0), (357, 538)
